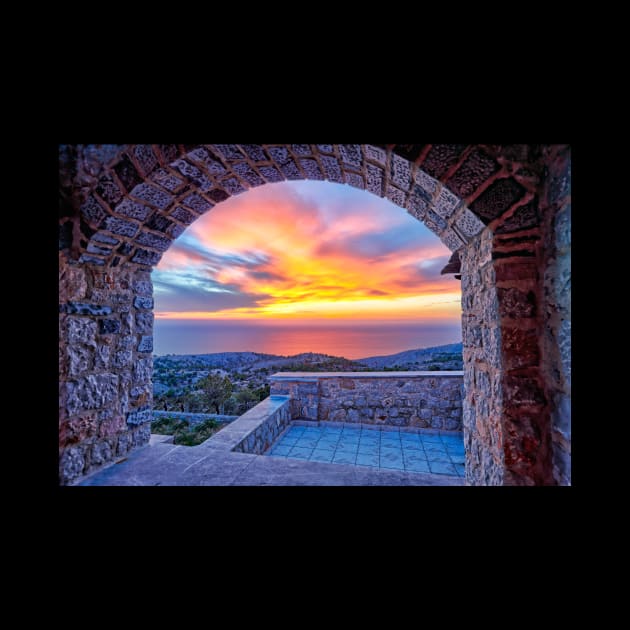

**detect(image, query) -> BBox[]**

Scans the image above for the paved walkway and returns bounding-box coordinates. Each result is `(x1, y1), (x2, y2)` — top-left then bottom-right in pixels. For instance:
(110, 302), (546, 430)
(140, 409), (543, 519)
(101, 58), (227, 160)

(269, 424), (465, 477)
(78, 434), (464, 486)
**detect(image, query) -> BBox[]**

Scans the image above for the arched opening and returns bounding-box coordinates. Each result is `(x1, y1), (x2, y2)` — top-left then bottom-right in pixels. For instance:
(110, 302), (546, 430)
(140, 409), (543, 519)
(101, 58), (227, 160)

(59, 144), (571, 486)
(150, 179), (464, 462)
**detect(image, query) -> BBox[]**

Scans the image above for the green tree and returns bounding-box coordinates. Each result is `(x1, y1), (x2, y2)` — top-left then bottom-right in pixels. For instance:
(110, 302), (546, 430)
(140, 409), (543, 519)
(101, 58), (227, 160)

(198, 374), (233, 413)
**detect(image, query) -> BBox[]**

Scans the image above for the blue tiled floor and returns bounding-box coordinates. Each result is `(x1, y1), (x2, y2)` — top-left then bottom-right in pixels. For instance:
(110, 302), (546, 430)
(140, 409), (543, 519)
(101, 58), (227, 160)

(267, 424), (465, 477)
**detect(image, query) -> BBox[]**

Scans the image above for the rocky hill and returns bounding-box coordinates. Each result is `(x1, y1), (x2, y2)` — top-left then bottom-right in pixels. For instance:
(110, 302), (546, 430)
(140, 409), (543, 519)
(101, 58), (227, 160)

(356, 343), (463, 370)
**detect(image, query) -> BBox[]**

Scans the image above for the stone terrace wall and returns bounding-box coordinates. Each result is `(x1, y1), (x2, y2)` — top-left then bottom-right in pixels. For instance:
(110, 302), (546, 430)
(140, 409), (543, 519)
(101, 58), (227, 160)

(541, 147), (571, 485)
(59, 254), (154, 484)
(270, 372), (464, 431)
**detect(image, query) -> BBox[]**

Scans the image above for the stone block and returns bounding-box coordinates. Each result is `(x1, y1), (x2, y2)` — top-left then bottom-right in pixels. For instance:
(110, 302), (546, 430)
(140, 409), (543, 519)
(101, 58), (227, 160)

(320, 156), (344, 183)
(101, 216), (139, 238)
(112, 349), (132, 370)
(206, 188), (230, 203)
(133, 357), (153, 384)
(386, 185), (406, 207)
(130, 183), (173, 211)
(126, 406), (152, 426)
(421, 144), (467, 178)
(59, 265), (88, 302)
(180, 193), (211, 214)
(220, 177), (246, 194)
(135, 312), (153, 334)
(345, 172), (365, 190)
(501, 327), (539, 369)
(90, 439), (113, 467)
(433, 186), (460, 219)
(68, 344), (92, 377)
(95, 174), (123, 206)
(66, 373), (119, 416)
(390, 153), (411, 191)
(85, 243), (112, 256)
(186, 147), (226, 175)
(455, 208), (485, 239)
(137, 335), (153, 352)
(498, 288), (536, 318)
(441, 228), (465, 251)
(495, 198), (540, 234)
(150, 168), (185, 192)
(258, 165), (283, 183)
(278, 160), (301, 180)
(117, 431), (132, 456)
(406, 191), (429, 219)
(505, 374), (546, 406)
(170, 206), (196, 225)
(213, 144), (244, 160)
(78, 254), (106, 266)
(133, 296), (154, 310)
(231, 161), (264, 186)
(470, 177), (527, 224)
(67, 317), (97, 347)
(99, 318), (121, 334)
(299, 159), (324, 180)
(94, 344), (110, 369)
(132, 249), (161, 266)
(364, 145), (386, 165)
(446, 148), (499, 198)
(239, 144), (267, 162)
(114, 154), (143, 192)
(414, 169), (438, 196)
(339, 144), (362, 169)
(316, 144), (334, 154)
(135, 232), (170, 252)
(366, 164), (384, 196)
(80, 195), (107, 226)
(423, 209), (447, 233)
(59, 446), (86, 484)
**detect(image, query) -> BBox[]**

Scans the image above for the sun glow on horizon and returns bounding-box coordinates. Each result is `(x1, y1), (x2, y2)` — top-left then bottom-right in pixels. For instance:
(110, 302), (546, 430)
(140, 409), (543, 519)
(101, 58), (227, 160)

(152, 181), (462, 324)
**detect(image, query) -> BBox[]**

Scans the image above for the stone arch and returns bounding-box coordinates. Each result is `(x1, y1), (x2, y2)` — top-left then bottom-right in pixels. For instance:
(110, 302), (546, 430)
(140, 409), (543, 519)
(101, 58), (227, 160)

(59, 144), (570, 486)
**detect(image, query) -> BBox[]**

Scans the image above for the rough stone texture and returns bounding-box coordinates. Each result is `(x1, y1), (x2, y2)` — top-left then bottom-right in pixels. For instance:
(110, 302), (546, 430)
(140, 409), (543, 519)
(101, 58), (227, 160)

(59, 144), (569, 486)
(230, 397), (293, 455)
(270, 373), (463, 431)
(460, 229), (505, 485)
(445, 148), (500, 199)
(71, 145), (549, 271)
(470, 177), (527, 225)
(59, 258), (154, 484)
(540, 146), (571, 485)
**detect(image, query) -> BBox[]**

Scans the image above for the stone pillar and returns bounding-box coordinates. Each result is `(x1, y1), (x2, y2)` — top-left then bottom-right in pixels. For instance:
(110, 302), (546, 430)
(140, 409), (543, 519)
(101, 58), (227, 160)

(460, 229), (506, 485)
(58, 252), (154, 484)
(541, 147), (571, 485)
(461, 215), (556, 485)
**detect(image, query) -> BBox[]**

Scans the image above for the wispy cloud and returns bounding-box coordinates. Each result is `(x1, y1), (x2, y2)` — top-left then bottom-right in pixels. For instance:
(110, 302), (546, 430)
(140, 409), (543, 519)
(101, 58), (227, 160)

(153, 180), (461, 322)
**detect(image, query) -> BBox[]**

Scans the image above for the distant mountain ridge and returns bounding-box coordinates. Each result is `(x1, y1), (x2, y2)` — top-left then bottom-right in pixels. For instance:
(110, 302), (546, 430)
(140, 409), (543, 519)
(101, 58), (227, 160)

(357, 343), (463, 369)
(155, 342), (463, 371)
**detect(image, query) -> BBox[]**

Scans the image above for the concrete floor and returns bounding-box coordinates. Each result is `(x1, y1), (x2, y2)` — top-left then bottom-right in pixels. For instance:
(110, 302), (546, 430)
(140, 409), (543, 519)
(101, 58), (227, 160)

(78, 435), (464, 486)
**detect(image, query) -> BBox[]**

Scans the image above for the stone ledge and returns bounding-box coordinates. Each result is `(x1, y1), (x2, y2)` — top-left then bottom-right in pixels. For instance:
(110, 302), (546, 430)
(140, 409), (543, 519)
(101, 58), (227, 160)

(199, 395), (291, 453)
(271, 371), (464, 380)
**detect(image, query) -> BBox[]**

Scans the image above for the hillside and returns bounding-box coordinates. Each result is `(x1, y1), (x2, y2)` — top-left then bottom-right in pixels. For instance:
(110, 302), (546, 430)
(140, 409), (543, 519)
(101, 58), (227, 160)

(356, 343), (463, 370)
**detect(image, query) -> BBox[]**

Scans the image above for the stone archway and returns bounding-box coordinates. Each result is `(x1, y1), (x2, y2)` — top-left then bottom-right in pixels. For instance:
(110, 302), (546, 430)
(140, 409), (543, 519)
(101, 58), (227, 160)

(59, 144), (571, 486)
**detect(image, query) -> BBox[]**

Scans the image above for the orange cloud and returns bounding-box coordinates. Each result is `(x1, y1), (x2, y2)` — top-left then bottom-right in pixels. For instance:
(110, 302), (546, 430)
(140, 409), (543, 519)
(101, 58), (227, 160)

(153, 181), (461, 322)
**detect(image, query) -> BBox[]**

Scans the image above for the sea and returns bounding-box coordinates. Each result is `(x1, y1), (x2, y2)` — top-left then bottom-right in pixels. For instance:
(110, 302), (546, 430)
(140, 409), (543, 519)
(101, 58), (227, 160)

(153, 320), (462, 360)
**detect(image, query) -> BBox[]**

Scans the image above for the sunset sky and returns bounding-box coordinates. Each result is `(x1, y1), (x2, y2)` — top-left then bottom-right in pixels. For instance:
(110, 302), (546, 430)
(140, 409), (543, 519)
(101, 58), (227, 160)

(152, 181), (461, 324)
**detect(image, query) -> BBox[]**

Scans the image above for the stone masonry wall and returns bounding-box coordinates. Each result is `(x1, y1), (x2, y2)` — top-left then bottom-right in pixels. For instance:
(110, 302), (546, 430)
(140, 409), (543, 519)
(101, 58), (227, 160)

(231, 396), (292, 455)
(59, 251), (154, 484)
(541, 147), (571, 485)
(460, 146), (569, 485)
(460, 229), (505, 485)
(270, 373), (463, 431)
